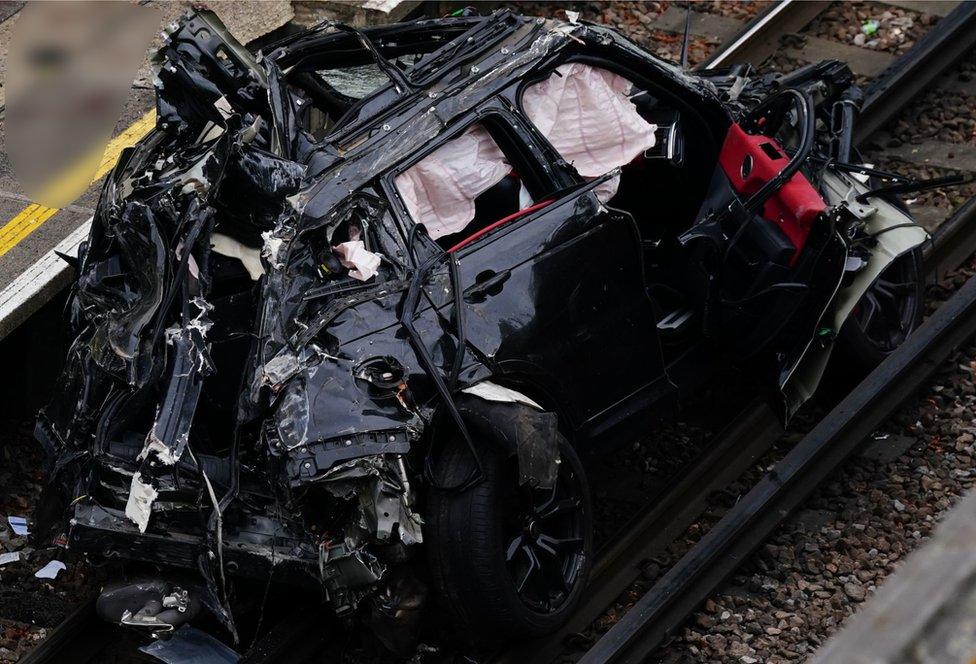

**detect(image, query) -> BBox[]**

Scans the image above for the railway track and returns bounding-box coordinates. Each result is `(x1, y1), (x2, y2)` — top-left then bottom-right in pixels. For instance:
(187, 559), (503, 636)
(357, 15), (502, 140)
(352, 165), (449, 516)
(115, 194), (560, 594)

(498, 194), (976, 664)
(497, 2), (976, 663)
(19, 2), (976, 663)
(579, 243), (976, 664)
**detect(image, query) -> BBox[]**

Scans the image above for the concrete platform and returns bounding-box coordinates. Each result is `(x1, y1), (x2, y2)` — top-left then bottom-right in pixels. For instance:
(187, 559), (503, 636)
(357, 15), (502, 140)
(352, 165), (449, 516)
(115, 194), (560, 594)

(0, 0), (428, 342)
(0, 1), (419, 342)
(811, 487), (976, 663)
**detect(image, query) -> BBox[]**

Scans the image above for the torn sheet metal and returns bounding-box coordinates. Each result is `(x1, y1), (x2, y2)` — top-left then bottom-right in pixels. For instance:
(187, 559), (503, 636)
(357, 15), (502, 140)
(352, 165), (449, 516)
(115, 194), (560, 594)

(461, 381), (543, 410)
(210, 233), (264, 280)
(140, 625), (240, 664)
(821, 170), (928, 330)
(316, 455), (423, 546)
(781, 171), (929, 412)
(457, 394), (560, 489)
(98, 580), (204, 636)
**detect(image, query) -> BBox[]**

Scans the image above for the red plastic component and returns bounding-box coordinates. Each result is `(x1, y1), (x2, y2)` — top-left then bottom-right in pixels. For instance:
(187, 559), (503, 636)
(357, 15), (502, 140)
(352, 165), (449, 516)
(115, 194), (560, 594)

(447, 199), (555, 253)
(718, 123), (826, 265)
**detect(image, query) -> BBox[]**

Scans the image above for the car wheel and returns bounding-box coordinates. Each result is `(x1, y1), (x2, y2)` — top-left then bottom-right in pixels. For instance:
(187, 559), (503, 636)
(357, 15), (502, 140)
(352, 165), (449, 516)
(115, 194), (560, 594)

(426, 433), (592, 643)
(837, 246), (924, 374)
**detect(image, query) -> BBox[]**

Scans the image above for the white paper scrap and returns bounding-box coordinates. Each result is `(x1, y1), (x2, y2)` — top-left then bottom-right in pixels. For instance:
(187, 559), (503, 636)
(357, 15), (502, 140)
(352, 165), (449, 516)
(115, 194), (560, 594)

(34, 560), (66, 579)
(7, 516), (28, 536)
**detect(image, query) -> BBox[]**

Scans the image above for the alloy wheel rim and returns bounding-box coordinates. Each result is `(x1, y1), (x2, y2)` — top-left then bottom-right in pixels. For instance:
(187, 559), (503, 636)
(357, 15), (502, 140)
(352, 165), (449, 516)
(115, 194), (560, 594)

(853, 253), (919, 353)
(502, 458), (587, 614)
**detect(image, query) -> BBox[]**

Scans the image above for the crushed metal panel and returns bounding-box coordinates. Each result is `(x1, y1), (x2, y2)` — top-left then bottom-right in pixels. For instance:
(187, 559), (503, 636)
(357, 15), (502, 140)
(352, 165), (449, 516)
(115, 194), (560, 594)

(782, 170), (930, 412)
(458, 388), (561, 489)
(31, 3), (941, 653)
(140, 625), (240, 664)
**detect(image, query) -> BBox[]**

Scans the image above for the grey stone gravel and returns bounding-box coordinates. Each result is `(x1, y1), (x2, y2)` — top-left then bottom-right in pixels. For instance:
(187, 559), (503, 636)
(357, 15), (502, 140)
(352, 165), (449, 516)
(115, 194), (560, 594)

(502, 2), (768, 67)
(638, 260), (976, 664)
(803, 1), (937, 55)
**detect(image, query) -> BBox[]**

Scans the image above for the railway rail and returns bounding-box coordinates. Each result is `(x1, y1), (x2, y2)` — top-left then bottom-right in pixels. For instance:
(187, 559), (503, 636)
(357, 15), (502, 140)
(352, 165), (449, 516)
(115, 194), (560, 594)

(17, 1), (976, 663)
(499, 189), (976, 664)
(499, 2), (976, 663)
(574, 202), (976, 664)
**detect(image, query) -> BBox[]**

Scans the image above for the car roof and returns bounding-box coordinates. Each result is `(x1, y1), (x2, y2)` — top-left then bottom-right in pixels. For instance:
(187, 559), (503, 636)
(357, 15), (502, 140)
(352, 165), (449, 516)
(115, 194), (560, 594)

(279, 11), (723, 229)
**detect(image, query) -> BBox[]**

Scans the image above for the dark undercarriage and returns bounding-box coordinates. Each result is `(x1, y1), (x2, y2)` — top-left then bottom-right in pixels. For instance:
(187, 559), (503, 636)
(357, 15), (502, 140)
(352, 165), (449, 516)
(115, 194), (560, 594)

(33, 7), (929, 654)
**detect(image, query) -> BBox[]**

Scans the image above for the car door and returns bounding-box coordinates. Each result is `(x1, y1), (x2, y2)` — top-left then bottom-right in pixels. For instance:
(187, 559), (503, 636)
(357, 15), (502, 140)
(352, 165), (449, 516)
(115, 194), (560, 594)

(454, 175), (666, 434)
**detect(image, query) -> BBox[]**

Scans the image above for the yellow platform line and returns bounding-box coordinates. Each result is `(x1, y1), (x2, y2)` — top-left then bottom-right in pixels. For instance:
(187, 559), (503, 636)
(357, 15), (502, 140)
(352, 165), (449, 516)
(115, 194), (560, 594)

(0, 109), (157, 258)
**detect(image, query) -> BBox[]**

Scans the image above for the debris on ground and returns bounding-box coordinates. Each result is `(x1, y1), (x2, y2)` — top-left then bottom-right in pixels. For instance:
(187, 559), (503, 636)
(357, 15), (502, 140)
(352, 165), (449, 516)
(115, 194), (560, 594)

(32, 562), (65, 581)
(804, 2), (937, 54)
(5, 519), (26, 537)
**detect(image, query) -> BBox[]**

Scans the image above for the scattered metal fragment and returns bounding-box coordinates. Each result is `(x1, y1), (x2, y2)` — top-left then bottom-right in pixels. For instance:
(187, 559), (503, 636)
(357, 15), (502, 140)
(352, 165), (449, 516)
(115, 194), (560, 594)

(139, 625), (240, 664)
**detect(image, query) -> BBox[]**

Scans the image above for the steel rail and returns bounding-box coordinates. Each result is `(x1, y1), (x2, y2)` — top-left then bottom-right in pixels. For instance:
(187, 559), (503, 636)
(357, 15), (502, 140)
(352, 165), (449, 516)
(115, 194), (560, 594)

(555, 28), (976, 651)
(497, 211), (976, 664)
(581, 209), (976, 663)
(855, 1), (976, 143)
(19, 600), (331, 664)
(500, 11), (976, 662)
(925, 196), (976, 282)
(699, 0), (829, 71)
(18, 601), (112, 664)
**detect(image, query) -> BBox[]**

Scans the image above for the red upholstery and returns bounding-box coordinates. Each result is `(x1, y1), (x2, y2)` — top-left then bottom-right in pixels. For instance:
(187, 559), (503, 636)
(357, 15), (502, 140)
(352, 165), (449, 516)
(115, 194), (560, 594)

(447, 199), (555, 253)
(718, 123), (826, 265)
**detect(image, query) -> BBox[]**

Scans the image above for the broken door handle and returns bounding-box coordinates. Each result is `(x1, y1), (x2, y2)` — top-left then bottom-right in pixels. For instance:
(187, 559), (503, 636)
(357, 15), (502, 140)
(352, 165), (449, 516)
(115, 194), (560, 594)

(463, 269), (511, 303)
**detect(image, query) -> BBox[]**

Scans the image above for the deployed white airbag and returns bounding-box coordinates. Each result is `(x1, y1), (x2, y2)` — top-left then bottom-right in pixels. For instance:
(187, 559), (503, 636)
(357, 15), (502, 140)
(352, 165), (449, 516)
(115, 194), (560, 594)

(394, 64), (657, 239)
(394, 124), (512, 239)
(522, 63), (657, 199)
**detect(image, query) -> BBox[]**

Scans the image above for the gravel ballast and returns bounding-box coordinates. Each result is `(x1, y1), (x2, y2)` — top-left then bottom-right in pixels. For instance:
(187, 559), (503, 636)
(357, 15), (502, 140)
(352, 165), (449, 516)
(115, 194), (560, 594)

(803, 1), (937, 55)
(650, 265), (976, 663)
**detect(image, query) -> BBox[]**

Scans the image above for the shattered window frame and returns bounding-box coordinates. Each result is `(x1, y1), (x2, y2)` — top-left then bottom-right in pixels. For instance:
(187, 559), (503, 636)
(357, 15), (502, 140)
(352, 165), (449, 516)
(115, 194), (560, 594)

(384, 104), (565, 252)
(274, 19), (491, 142)
(513, 52), (727, 182)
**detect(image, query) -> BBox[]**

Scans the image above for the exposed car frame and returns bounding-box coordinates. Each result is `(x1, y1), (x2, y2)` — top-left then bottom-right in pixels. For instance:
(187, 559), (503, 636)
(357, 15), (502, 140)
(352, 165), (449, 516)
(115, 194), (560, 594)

(34, 7), (929, 651)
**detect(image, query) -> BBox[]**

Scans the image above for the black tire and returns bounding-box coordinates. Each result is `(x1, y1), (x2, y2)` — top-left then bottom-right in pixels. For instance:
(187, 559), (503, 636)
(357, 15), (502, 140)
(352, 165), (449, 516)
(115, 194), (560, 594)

(426, 434), (592, 644)
(837, 246), (925, 374)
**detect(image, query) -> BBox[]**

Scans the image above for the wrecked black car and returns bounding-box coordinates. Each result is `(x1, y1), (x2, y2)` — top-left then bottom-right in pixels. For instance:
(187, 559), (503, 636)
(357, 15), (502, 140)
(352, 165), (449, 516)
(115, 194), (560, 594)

(35, 7), (928, 652)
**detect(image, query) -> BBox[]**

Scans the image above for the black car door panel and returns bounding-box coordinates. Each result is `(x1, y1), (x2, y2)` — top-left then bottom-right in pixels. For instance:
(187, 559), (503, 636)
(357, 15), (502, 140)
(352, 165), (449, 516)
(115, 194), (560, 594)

(456, 177), (665, 430)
